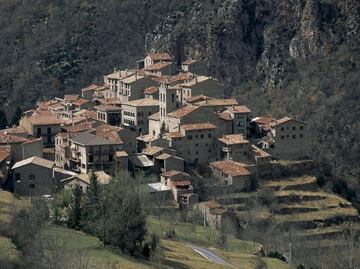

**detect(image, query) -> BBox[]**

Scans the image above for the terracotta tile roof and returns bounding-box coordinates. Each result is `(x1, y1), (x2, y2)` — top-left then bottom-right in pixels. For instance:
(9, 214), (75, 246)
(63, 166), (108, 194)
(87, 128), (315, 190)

(106, 70), (136, 80)
(116, 151), (128, 158)
(205, 200), (222, 209)
(147, 52), (172, 61)
(211, 160), (250, 177)
(181, 76), (211, 87)
(0, 132), (30, 144)
(80, 110), (97, 120)
(95, 105), (122, 112)
(64, 94), (79, 102)
(167, 105), (199, 118)
(123, 98), (159, 107)
(217, 134), (249, 145)
(155, 153), (172, 160)
(73, 98), (90, 106)
(185, 95), (213, 103)
(27, 115), (63, 126)
(162, 170), (189, 178)
(62, 122), (94, 134)
(137, 134), (157, 142)
(144, 86), (158, 94)
(121, 74), (145, 84)
(165, 132), (184, 139)
(227, 105), (251, 113)
(251, 144), (271, 158)
(251, 117), (274, 125)
(81, 84), (98, 92)
(145, 62), (172, 71)
(0, 147), (10, 163)
(2, 126), (28, 134)
(96, 125), (123, 143)
(70, 132), (121, 146)
(181, 123), (217, 131)
(270, 117), (307, 127)
(151, 73), (191, 84)
(142, 146), (164, 156)
(196, 98), (238, 107)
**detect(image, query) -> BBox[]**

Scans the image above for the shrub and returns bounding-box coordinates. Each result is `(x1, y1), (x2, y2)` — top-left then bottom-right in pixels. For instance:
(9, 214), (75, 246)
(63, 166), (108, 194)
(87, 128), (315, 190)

(267, 250), (286, 262)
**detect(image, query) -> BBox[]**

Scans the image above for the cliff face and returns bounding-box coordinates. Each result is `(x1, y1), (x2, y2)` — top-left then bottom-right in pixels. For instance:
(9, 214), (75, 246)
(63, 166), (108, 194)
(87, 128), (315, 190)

(148, 0), (360, 188)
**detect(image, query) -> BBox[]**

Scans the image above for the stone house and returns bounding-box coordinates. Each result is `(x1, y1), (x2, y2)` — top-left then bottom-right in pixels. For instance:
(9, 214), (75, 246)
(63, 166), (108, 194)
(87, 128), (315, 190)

(0, 131), (43, 162)
(144, 62), (177, 77)
(12, 157), (55, 196)
(144, 86), (159, 100)
(143, 53), (172, 68)
(68, 132), (122, 173)
(192, 98), (239, 112)
(268, 117), (308, 160)
(218, 105), (251, 137)
(59, 170), (111, 192)
(216, 134), (250, 162)
(117, 74), (158, 102)
(165, 105), (219, 132)
(81, 84), (98, 100)
(121, 98), (159, 135)
(104, 70), (136, 98)
(210, 160), (251, 190)
(20, 113), (63, 146)
(154, 153), (185, 173)
(95, 105), (122, 126)
(180, 76), (224, 104)
(165, 123), (218, 165)
(159, 84), (181, 124)
(0, 147), (10, 186)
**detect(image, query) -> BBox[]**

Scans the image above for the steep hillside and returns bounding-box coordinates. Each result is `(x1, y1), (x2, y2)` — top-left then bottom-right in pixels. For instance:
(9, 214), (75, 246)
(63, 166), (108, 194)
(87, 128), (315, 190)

(0, 0), (359, 203)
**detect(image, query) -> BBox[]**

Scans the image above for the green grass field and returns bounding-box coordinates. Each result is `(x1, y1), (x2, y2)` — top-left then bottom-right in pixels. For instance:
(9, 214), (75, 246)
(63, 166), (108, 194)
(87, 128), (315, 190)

(0, 189), (292, 269)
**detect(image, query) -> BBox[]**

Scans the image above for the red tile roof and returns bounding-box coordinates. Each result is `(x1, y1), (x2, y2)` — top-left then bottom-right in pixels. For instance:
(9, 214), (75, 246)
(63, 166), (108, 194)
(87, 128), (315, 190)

(227, 105), (251, 113)
(181, 123), (216, 131)
(167, 105), (199, 118)
(211, 160), (250, 177)
(217, 134), (249, 145)
(81, 84), (98, 92)
(182, 58), (196, 65)
(172, 180), (191, 187)
(62, 122), (94, 134)
(162, 170), (189, 178)
(95, 105), (122, 112)
(144, 86), (158, 94)
(145, 62), (172, 71)
(73, 98), (90, 106)
(0, 147), (10, 163)
(27, 115), (63, 126)
(147, 52), (172, 61)
(64, 94), (79, 102)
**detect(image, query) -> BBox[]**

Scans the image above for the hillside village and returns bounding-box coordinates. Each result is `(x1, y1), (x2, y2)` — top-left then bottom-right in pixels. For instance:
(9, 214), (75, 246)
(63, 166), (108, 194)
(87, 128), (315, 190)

(0, 52), (359, 268)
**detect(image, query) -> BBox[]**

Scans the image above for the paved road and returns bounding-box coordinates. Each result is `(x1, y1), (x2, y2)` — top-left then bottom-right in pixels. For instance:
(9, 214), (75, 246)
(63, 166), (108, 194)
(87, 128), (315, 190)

(188, 244), (228, 265)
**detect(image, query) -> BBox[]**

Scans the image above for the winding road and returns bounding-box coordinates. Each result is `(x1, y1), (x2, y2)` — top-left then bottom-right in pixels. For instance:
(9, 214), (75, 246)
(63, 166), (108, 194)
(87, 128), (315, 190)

(188, 244), (228, 265)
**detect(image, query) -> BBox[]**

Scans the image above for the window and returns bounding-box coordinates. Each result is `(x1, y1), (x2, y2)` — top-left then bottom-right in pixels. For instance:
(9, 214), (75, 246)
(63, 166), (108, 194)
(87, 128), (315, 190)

(208, 134), (212, 138)
(37, 128), (41, 136)
(195, 151), (199, 155)
(195, 143), (198, 147)
(300, 134), (304, 138)
(29, 175), (35, 182)
(281, 135), (285, 139)
(292, 135), (296, 139)
(200, 134), (204, 139)
(187, 135), (192, 140)
(172, 93), (175, 102)
(281, 127), (284, 131)
(300, 126), (304, 130)
(286, 135), (289, 138)
(89, 155), (94, 162)
(292, 126), (296, 130)
(244, 152), (247, 155)
(15, 173), (21, 182)
(195, 134), (198, 138)
(109, 155), (113, 161)
(47, 127), (51, 134)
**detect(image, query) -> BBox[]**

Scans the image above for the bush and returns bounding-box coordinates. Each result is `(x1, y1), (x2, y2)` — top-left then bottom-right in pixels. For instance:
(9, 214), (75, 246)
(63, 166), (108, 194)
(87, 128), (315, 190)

(316, 175), (326, 187)
(267, 250), (286, 262)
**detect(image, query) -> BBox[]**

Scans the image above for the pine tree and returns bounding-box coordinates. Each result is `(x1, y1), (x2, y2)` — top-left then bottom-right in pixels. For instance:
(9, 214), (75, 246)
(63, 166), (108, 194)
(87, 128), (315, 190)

(11, 106), (22, 126)
(83, 170), (101, 234)
(67, 185), (83, 229)
(160, 121), (166, 136)
(0, 110), (8, 129)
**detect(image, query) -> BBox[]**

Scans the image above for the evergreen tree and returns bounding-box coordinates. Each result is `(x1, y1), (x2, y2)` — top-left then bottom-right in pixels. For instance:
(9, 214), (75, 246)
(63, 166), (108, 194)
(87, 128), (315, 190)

(0, 110), (8, 129)
(67, 185), (83, 229)
(83, 170), (101, 234)
(11, 106), (22, 126)
(160, 121), (166, 136)
(106, 176), (146, 253)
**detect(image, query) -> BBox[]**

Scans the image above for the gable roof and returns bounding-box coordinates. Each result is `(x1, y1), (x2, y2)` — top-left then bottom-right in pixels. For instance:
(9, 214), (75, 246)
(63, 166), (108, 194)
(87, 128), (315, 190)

(12, 157), (54, 170)
(123, 98), (159, 107)
(146, 53), (171, 61)
(217, 134), (249, 145)
(226, 105), (251, 113)
(211, 160), (250, 177)
(145, 62), (172, 71)
(161, 170), (189, 178)
(195, 98), (238, 107)
(181, 123), (217, 131)
(270, 117), (307, 127)
(144, 86), (158, 95)
(166, 105), (199, 118)
(70, 132), (120, 146)
(81, 84), (98, 92)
